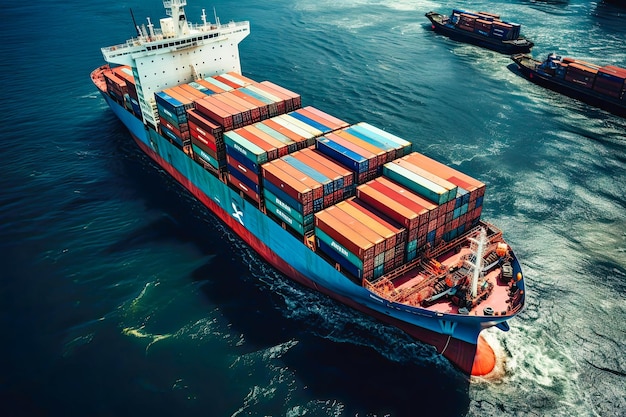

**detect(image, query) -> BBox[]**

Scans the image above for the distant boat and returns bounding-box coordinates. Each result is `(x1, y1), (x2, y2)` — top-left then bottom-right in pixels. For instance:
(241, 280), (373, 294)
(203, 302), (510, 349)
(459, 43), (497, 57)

(511, 53), (626, 118)
(425, 9), (534, 54)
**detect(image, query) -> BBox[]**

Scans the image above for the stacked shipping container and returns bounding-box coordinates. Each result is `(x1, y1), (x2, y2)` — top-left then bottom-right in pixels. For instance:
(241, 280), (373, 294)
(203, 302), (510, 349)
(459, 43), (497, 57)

(314, 151), (486, 282)
(103, 65), (489, 284)
(545, 55), (626, 99)
(451, 9), (521, 40)
(223, 107), (347, 204)
(262, 148), (354, 235)
(315, 122), (412, 185)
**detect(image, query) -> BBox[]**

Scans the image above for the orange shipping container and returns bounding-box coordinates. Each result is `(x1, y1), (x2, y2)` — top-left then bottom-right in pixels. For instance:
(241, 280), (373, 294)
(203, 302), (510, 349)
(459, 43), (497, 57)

(325, 205), (386, 255)
(270, 159), (324, 200)
(262, 119), (306, 144)
(178, 83), (208, 100)
(335, 200), (397, 250)
(315, 209), (375, 260)
(345, 198), (405, 240)
(196, 78), (227, 94)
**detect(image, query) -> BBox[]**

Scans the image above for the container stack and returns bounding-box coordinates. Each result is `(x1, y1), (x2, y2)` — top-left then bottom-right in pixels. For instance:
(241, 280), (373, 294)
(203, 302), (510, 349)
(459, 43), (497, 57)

(190, 80), (302, 162)
(315, 122), (412, 185)
(457, 13), (478, 32)
(155, 87), (195, 148)
(316, 149), (486, 279)
(187, 108), (225, 173)
(394, 152), (485, 245)
(261, 148), (354, 236)
(548, 56), (626, 99)
(316, 205), (391, 280)
(223, 106), (347, 204)
(451, 9), (521, 40)
(594, 66), (626, 99)
(356, 177), (434, 262)
(111, 66), (140, 116)
(335, 199), (407, 273)
(315, 176), (421, 280)
(103, 69), (129, 107)
(562, 58), (599, 89)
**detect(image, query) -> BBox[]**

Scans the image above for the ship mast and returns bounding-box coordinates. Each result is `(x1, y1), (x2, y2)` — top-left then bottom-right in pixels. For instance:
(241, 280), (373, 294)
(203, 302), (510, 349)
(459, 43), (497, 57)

(164, 0), (189, 37)
(464, 227), (488, 298)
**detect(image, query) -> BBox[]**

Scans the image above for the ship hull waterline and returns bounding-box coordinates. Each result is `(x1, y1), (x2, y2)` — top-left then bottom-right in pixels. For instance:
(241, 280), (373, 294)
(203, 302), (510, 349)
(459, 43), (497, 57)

(98, 87), (511, 377)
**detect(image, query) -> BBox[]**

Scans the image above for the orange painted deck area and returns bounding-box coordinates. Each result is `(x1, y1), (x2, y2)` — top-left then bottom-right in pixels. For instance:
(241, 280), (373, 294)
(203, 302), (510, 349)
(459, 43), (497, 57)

(388, 245), (514, 317)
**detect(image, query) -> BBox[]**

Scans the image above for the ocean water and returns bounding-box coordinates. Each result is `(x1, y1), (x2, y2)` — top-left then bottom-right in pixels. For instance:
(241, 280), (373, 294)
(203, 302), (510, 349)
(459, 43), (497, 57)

(1, 0), (625, 416)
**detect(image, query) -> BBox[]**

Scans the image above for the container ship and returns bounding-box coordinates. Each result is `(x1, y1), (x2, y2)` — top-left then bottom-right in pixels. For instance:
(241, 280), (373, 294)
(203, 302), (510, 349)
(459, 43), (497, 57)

(425, 9), (534, 54)
(91, 0), (526, 376)
(512, 53), (626, 118)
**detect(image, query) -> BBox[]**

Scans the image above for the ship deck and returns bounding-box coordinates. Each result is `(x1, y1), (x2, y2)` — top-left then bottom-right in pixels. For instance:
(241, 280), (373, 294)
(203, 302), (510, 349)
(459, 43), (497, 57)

(364, 224), (521, 318)
(392, 248), (513, 316)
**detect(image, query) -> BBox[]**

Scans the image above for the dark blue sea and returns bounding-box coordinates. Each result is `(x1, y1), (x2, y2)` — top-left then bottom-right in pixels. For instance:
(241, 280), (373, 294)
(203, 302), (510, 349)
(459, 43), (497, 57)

(2, 0), (625, 416)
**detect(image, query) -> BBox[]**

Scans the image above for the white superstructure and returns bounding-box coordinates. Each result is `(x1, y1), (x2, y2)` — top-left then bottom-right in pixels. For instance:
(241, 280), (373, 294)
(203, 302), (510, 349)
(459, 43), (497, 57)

(101, 0), (249, 127)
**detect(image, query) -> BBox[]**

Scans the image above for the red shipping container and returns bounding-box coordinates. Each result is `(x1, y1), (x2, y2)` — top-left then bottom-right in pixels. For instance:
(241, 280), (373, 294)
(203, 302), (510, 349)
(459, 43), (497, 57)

(366, 178), (430, 229)
(194, 96), (234, 130)
(227, 173), (260, 203)
(214, 75), (242, 89)
(227, 154), (260, 184)
(356, 184), (419, 230)
(192, 136), (218, 160)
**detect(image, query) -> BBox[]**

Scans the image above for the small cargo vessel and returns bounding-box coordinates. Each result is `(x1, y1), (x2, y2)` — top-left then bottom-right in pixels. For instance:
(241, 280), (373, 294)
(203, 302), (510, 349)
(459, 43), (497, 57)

(92, 0), (526, 376)
(425, 10), (534, 54)
(511, 53), (626, 118)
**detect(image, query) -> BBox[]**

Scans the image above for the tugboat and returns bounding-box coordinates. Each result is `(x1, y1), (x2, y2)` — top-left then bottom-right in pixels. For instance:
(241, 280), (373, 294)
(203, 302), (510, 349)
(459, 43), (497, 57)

(425, 9), (534, 54)
(511, 53), (626, 118)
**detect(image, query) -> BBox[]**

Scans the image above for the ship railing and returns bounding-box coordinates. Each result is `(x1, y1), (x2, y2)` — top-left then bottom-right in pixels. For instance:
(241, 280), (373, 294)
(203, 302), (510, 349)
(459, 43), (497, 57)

(364, 257), (442, 302)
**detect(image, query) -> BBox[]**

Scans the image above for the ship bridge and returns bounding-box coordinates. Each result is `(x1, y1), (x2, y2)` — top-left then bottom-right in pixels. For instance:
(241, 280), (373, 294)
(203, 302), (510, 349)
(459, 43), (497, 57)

(100, 0), (250, 127)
